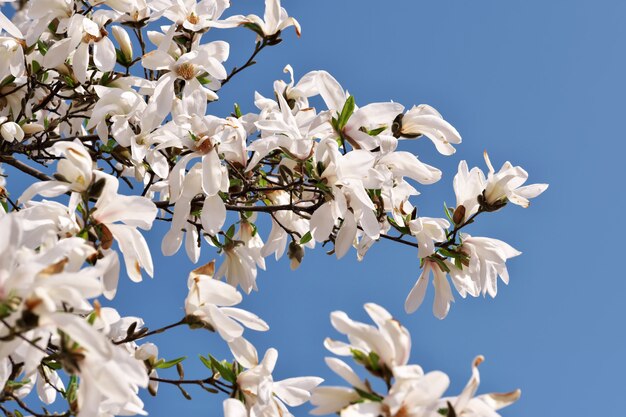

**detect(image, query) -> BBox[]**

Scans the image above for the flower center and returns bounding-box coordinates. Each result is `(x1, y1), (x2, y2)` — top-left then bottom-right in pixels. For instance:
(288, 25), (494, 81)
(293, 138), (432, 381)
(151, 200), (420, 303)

(187, 13), (200, 24)
(194, 135), (214, 154)
(176, 62), (196, 80)
(82, 33), (99, 43)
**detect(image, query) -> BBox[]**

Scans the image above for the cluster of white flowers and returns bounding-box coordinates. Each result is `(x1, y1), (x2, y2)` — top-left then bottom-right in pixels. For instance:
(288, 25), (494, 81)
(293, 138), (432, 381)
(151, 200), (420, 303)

(0, 0), (547, 415)
(311, 304), (521, 417)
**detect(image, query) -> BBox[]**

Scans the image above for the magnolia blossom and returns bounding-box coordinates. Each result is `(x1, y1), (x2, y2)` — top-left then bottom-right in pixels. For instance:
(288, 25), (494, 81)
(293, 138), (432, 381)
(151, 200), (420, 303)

(44, 313), (148, 417)
(313, 304), (520, 417)
(43, 12), (117, 83)
(394, 104), (462, 155)
(18, 140), (93, 204)
(184, 260), (268, 342)
(0, 36), (24, 81)
(440, 356), (521, 417)
(158, 0), (238, 31)
(236, 347), (322, 417)
(142, 40), (229, 129)
(481, 151), (548, 209)
(92, 173), (157, 286)
(324, 303), (411, 371)
(408, 216), (449, 259)
(405, 259), (455, 319)
(239, 0), (301, 38)
(0, 116), (24, 143)
(459, 234), (521, 298)
(453, 160), (485, 222)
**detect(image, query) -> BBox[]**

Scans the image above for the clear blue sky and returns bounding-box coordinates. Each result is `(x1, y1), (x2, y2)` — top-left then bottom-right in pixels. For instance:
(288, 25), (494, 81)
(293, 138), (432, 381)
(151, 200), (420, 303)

(7, 1), (626, 416)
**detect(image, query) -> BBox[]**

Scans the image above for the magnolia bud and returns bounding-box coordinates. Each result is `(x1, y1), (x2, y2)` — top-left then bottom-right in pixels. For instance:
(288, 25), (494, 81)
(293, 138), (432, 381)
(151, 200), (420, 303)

(112, 26), (133, 63)
(21, 123), (44, 135)
(288, 241), (304, 270)
(0, 121), (24, 143)
(452, 205), (466, 225)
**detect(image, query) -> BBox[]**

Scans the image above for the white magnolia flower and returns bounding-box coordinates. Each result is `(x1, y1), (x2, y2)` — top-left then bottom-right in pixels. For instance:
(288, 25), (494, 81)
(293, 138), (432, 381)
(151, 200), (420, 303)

(92, 173), (157, 283)
(184, 260), (268, 341)
(142, 40), (229, 129)
(482, 151), (548, 209)
(395, 104), (462, 156)
(408, 216), (449, 259)
(309, 358), (365, 415)
(340, 369), (450, 417)
(405, 258), (455, 319)
(324, 303), (411, 371)
(453, 160), (486, 223)
(309, 139), (380, 257)
(161, 161), (226, 262)
(43, 12), (117, 83)
(404, 255), (482, 319)
(18, 140), (94, 204)
(236, 347), (322, 416)
(158, 0), (237, 31)
(239, 0), (301, 38)
(111, 25), (133, 62)
(0, 117), (24, 143)
(0, 36), (25, 81)
(42, 313), (148, 417)
(459, 234), (521, 298)
(216, 244), (259, 294)
(248, 91), (326, 169)
(440, 356), (521, 417)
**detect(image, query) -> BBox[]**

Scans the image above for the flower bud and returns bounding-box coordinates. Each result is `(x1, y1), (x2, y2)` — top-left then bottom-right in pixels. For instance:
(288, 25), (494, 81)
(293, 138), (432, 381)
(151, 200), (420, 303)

(452, 205), (466, 225)
(21, 122), (44, 135)
(0, 121), (24, 143)
(288, 241), (304, 270)
(112, 26), (133, 63)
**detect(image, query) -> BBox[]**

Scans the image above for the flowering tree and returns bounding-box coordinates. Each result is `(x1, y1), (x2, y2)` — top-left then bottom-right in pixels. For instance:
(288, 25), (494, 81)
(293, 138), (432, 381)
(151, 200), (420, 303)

(0, 0), (548, 416)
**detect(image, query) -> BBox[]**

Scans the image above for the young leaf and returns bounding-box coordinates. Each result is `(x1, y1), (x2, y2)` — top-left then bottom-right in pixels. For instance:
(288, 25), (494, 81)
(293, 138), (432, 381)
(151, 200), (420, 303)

(154, 356), (186, 369)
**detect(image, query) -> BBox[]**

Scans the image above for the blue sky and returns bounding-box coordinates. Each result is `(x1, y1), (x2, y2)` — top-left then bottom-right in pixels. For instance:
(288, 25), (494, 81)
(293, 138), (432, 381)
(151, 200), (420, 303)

(5, 1), (626, 416)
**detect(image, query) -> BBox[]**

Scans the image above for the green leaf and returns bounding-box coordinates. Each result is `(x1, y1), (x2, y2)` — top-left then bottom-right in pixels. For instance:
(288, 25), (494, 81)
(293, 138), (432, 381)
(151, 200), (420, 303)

(154, 356), (186, 369)
(234, 103), (242, 118)
(42, 360), (62, 371)
(225, 224), (236, 239)
(299, 231), (313, 245)
(198, 355), (212, 369)
(368, 351), (381, 371)
(6, 379), (31, 389)
(366, 126), (387, 136)
(0, 75), (15, 87)
(63, 75), (75, 88)
(243, 23), (265, 37)
(337, 95), (355, 130)
(37, 40), (48, 56)
(438, 248), (456, 258)
(209, 355), (236, 383)
(350, 348), (368, 364)
(31, 60), (41, 74)
(443, 202), (453, 223)
(354, 387), (383, 402)
(430, 256), (451, 273)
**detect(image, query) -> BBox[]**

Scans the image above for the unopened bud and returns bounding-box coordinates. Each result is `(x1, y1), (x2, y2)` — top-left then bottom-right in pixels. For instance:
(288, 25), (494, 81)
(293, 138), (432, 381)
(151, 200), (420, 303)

(288, 241), (304, 270)
(452, 205), (466, 225)
(21, 123), (45, 135)
(112, 26), (133, 63)
(88, 176), (106, 198)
